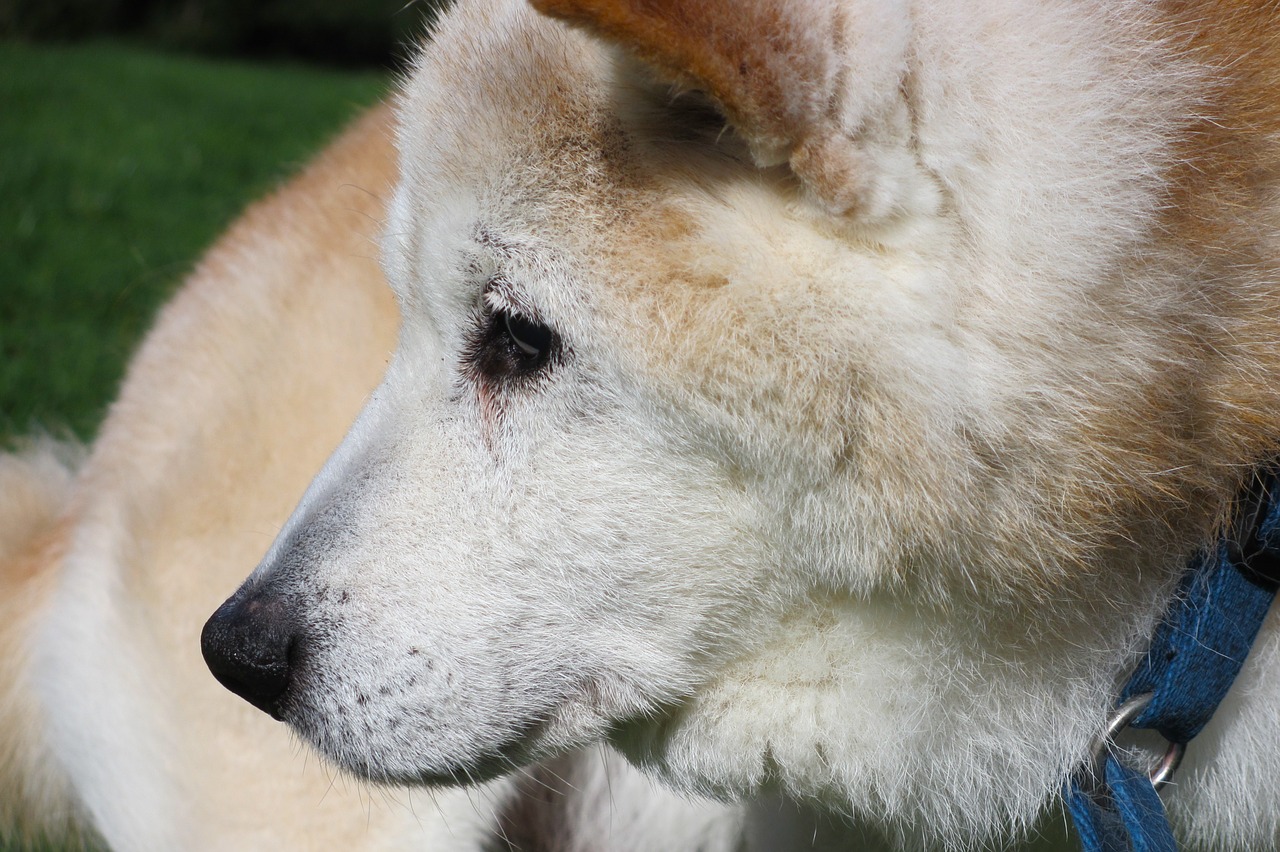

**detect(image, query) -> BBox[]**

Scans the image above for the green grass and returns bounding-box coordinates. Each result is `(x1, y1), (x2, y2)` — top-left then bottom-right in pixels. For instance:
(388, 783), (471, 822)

(0, 40), (385, 442)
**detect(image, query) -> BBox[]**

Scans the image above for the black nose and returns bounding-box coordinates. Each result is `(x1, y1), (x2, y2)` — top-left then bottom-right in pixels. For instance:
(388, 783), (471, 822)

(200, 592), (297, 719)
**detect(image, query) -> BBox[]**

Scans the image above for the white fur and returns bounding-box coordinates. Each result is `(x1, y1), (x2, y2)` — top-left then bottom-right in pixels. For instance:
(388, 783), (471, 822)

(17, 0), (1280, 849)
(228, 0), (1279, 849)
(37, 509), (193, 850)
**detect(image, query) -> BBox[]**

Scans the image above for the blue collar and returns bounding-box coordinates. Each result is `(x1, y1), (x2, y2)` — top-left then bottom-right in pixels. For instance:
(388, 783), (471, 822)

(1066, 470), (1280, 852)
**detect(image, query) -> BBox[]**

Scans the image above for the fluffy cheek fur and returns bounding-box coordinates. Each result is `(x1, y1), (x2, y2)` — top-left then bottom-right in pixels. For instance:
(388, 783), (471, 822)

(247, 347), (776, 784)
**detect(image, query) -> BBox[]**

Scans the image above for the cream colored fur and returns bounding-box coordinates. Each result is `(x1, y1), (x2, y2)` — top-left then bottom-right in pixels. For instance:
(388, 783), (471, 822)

(0, 440), (87, 848)
(5, 0), (1280, 850)
(3, 108), (511, 850)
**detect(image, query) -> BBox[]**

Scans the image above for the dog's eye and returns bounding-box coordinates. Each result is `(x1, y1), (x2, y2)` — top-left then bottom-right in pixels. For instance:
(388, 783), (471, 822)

(465, 306), (561, 385)
(502, 311), (553, 363)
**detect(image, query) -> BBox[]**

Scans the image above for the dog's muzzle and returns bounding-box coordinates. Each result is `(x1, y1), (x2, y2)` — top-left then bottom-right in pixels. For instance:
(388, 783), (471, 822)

(200, 591), (297, 719)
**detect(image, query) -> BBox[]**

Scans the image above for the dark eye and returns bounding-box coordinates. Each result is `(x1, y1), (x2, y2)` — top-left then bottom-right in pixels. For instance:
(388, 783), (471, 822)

(502, 311), (553, 364)
(464, 306), (561, 385)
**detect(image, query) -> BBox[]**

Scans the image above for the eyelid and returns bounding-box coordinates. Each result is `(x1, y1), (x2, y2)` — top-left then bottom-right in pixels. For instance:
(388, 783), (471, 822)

(482, 277), (541, 322)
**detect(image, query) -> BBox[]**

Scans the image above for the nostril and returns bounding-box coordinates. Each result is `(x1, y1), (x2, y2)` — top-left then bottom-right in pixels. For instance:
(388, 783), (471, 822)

(201, 594), (296, 719)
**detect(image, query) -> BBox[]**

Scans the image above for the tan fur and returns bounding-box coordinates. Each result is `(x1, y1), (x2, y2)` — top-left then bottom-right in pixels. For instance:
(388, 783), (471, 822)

(1163, 0), (1280, 427)
(530, 0), (824, 147)
(531, 0), (905, 215)
(0, 445), (86, 848)
(91, 104), (405, 847)
(2, 106), (421, 848)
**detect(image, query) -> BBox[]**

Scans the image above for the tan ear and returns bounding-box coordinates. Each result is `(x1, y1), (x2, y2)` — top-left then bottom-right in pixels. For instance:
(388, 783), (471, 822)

(530, 0), (916, 219)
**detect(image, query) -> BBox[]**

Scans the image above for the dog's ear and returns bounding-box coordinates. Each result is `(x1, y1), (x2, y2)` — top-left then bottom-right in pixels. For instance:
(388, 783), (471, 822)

(530, 0), (917, 219)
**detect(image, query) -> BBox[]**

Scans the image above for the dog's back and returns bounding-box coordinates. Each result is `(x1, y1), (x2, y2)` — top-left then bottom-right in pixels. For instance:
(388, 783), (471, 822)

(0, 105), (432, 850)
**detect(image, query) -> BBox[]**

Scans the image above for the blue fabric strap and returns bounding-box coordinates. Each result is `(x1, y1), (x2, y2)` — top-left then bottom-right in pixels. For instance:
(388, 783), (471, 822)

(1067, 757), (1178, 852)
(1066, 471), (1280, 852)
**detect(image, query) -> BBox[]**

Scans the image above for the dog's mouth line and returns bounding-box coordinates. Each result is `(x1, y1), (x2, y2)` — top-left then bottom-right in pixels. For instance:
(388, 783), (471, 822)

(282, 677), (617, 787)
(329, 714), (566, 788)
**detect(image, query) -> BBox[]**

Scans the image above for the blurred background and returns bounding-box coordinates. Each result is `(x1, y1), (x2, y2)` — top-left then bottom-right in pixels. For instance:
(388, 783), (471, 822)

(1, 0), (449, 444)
(1, 0), (438, 68)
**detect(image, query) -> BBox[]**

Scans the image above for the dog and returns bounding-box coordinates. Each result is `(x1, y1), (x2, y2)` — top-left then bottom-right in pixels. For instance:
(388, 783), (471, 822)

(5, 0), (1280, 848)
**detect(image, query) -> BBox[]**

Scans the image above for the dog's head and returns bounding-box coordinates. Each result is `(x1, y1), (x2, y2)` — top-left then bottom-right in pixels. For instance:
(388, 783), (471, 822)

(203, 0), (1277, 840)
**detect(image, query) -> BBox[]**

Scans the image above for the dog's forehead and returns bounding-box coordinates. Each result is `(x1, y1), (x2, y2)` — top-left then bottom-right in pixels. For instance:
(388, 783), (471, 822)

(391, 0), (672, 330)
(392, 0), (889, 453)
(399, 0), (617, 207)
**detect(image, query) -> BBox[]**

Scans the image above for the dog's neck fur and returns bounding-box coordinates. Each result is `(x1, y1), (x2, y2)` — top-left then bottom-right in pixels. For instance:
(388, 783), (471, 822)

(487, 746), (900, 852)
(496, 603), (1280, 852)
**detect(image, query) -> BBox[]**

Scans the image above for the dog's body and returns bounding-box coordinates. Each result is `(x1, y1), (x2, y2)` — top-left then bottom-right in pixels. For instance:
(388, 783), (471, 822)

(6, 0), (1280, 849)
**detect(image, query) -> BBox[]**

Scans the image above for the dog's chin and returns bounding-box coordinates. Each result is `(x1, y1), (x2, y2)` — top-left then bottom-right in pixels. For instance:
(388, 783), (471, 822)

(346, 752), (521, 788)
(282, 694), (610, 789)
(287, 726), (529, 788)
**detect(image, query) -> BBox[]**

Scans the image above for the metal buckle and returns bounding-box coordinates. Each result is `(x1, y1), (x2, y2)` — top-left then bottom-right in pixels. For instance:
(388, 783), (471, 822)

(1087, 693), (1185, 792)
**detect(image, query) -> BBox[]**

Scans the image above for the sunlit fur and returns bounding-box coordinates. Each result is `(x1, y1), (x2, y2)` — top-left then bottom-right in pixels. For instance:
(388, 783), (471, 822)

(3, 0), (1280, 849)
